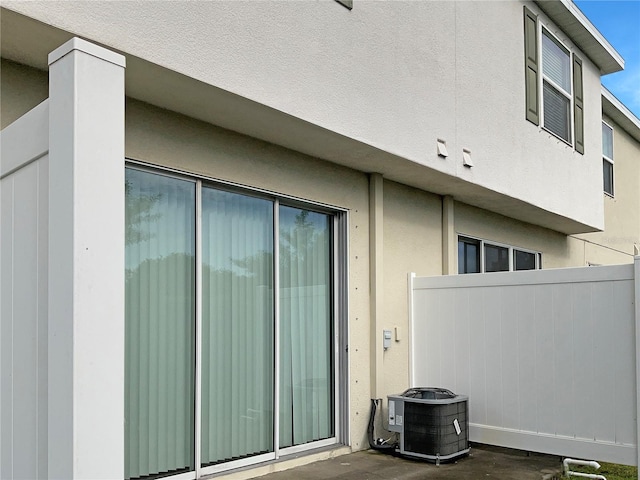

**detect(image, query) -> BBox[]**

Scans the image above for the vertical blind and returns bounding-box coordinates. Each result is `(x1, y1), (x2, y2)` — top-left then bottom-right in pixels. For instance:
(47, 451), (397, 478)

(279, 207), (333, 448)
(125, 169), (336, 478)
(125, 169), (196, 480)
(201, 188), (274, 466)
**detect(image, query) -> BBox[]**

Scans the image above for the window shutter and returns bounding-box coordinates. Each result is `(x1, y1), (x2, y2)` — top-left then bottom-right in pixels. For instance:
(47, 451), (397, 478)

(573, 54), (584, 154)
(524, 7), (539, 125)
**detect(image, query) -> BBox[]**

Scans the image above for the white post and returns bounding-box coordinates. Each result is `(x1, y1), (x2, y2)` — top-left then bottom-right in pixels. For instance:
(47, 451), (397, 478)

(407, 272), (416, 387)
(47, 38), (125, 479)
(369, 173), (384, 399)
(635, 256), (640, 478)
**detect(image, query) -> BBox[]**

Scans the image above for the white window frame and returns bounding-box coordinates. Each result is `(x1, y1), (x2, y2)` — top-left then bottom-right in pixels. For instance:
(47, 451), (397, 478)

(457, 235), (542, 274)
(540, 25), (574, 146)
(602, 121), (614, 197)
(125, 160), (350, 479)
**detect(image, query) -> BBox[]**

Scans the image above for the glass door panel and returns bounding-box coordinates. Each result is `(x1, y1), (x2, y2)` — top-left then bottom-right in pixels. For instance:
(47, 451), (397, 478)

(200, 188), (275, 465)
(125, 168), (196, 480)
(279, 206), (333, 448)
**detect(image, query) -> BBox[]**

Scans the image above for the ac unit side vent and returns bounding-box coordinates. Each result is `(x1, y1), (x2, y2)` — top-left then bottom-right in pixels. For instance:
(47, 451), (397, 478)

(404, 401), (468, 457)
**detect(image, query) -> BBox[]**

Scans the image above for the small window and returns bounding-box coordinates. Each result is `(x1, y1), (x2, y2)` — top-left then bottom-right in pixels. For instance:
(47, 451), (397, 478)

(458, 235), (541, 274)
(484, 244), (509, 272)
(514, 249), (536, 271)
(458, 237), (480, 274)
(541, 29), (572, 143)
(602, 122), (614, 196)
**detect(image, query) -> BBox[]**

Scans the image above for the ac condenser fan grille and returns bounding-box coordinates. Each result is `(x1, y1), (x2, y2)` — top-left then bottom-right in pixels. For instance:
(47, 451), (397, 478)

(404, 401), (468, 457)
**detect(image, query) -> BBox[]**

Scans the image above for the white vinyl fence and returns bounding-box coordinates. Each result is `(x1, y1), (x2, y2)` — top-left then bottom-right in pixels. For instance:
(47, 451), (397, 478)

(410, 260), (640, 467)
(1, 38), (125, 479)
(1, 100), (50, 479)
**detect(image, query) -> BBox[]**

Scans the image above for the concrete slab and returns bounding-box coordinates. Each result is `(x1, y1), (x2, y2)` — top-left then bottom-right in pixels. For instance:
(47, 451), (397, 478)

(255, 444), (563, 480)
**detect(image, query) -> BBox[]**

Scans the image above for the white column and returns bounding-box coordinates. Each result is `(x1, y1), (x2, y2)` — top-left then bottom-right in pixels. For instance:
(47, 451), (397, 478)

(47, 38), (125, 479)
(635, 256), (640, 475)
(442, 196), (456, 275)
(369, 173), (383, 399)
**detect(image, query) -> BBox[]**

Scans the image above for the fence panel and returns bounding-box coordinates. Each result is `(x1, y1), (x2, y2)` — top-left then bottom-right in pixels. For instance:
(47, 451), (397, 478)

(1, 100), (49, 479)
(410, 263), (638, 466)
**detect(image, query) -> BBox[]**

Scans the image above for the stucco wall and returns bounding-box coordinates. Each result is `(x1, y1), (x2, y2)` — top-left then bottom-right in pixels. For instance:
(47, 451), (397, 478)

(455, 201), (582, 269)
(0, 59), (47, 129)
(574, 114), (640, 264)
(382, 181), (442, 397)
(2, 0), (607, 229)
(455, 198), (634, 269)
(125, 99), (375, 450)
(455, 1), (603, 230)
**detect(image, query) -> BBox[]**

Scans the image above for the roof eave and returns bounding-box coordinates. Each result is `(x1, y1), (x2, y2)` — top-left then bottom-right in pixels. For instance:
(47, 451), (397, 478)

(602, 86), (640, 143)
(534, 0), (624, 75)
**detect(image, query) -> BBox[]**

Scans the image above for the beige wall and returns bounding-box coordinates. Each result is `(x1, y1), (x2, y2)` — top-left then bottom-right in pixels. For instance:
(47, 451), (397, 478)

(1, 59), (48, 129)
(382, 181), (442, 397)
(574, 114), (640, 265)
(125, 99), (377, 450)
(2, 57), (636, 463)
(455, 201), (583, 269)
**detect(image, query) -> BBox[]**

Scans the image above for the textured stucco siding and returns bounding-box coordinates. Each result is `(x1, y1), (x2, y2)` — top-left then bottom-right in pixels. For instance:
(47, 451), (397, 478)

(574, 113), (640, 264)
(2, 0), (606, 229)
(125, 99), (376, 450)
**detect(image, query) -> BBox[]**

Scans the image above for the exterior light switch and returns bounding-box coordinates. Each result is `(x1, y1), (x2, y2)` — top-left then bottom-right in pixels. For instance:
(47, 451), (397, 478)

(383, 330), (392, 350)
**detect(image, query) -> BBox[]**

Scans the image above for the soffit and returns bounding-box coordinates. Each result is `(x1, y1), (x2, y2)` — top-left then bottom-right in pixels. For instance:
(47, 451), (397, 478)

(534, 0), (624, 74)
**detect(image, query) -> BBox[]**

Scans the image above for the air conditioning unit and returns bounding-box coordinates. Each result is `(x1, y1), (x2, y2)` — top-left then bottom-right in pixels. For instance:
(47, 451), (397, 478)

(387, 388), (469, 462)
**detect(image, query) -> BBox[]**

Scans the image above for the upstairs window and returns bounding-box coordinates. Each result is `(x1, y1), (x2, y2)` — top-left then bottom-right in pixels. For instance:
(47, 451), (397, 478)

(602, 122), (614, 196)
(524, 7), (584, 154)
(542, 29), (572, 143)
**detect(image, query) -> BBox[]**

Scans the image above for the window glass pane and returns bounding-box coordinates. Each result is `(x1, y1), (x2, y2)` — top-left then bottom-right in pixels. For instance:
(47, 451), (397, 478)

(458, 238), (480, 274)
(542, 30), (571, 92)
(125, 168), (196, 479)
(603, 159), (614, 195)
(279, 206), (334, 448)
(484, 244), (509, 272)
(543, 81), (571, 141)
(514, 250), (536, 271)
(200, 188), (274, 466)
(602, 123), (613, 159)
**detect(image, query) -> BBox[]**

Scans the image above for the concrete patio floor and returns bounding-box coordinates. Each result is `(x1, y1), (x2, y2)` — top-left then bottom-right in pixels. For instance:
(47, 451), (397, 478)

(253, 444), (563, 480)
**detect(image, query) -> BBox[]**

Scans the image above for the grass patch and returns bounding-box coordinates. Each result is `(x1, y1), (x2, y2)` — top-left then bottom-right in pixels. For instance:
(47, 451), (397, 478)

(568, 461), (637, 480)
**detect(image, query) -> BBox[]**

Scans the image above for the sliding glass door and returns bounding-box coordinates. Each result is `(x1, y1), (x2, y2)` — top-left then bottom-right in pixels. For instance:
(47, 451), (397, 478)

(279, 206), (333, 448)
(125, 167), (341, 480)
(200, 188), (274, 465)
(125, 169), (196, 480)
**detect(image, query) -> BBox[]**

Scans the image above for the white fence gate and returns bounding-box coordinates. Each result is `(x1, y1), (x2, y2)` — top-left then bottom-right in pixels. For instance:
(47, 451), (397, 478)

(410, 260), (640, 467)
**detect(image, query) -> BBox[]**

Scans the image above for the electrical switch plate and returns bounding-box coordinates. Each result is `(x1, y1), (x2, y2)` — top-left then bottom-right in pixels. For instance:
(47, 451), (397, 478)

(383, 330), (392, 350)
